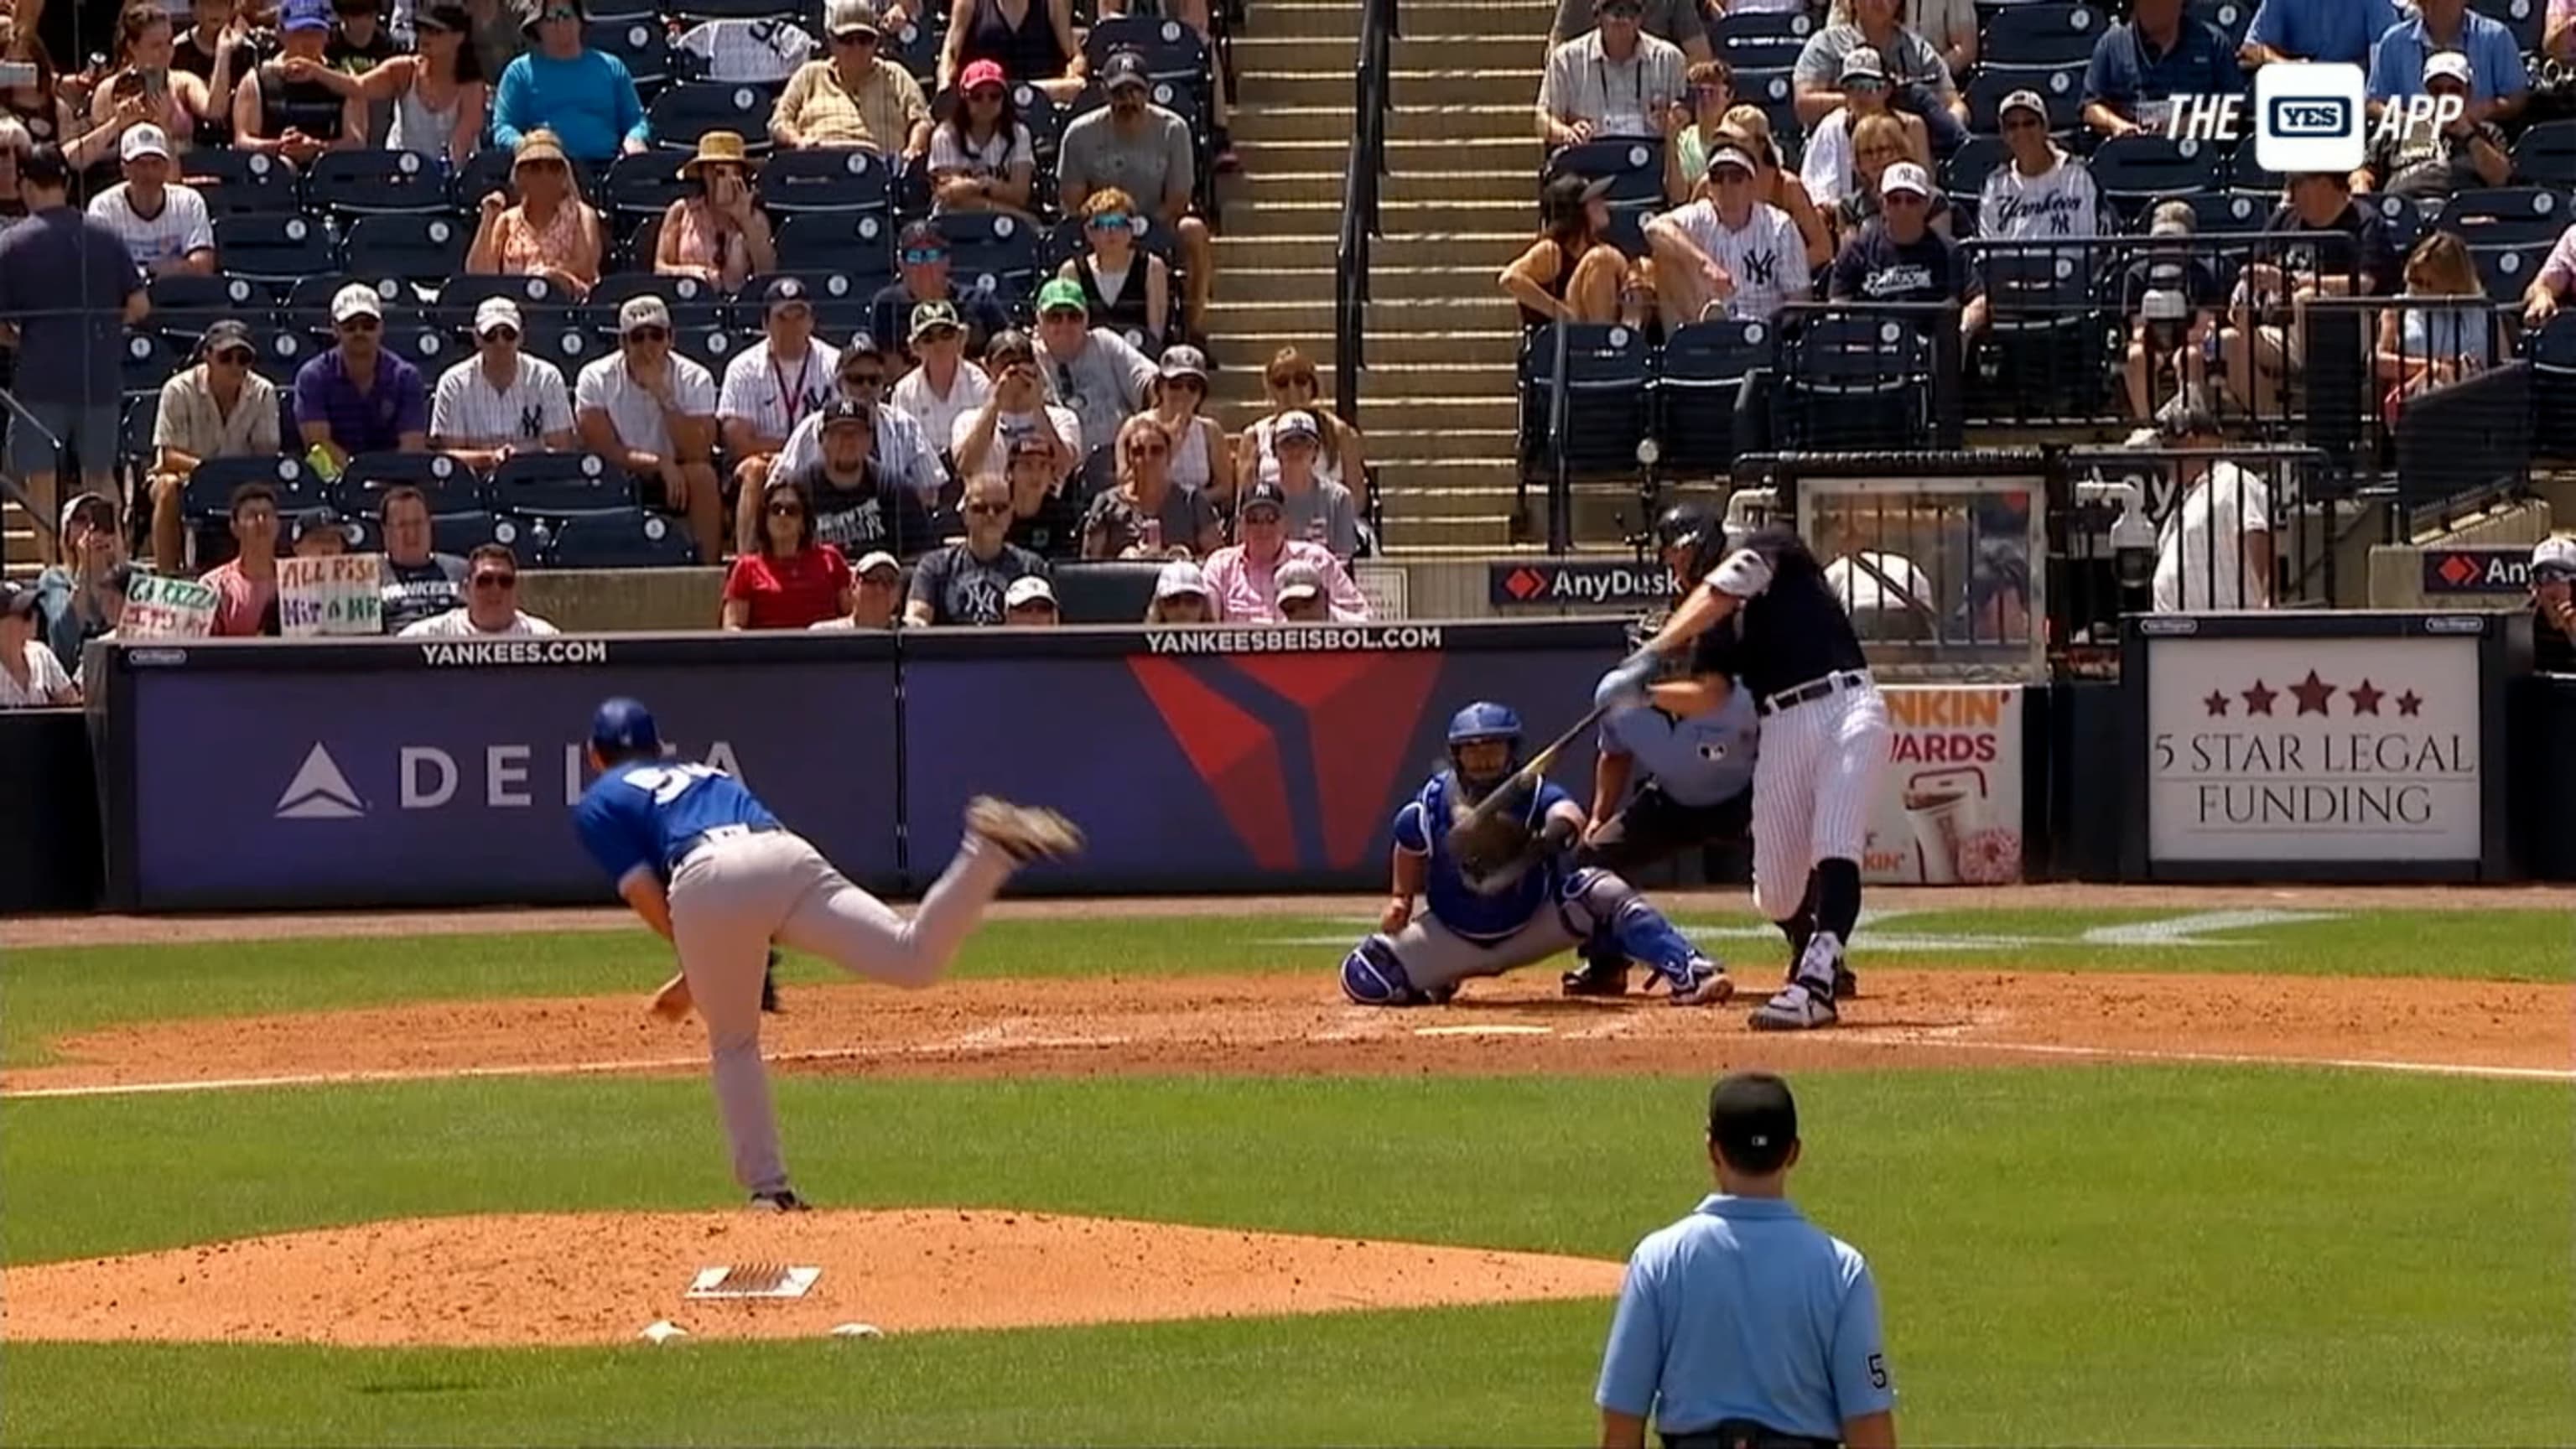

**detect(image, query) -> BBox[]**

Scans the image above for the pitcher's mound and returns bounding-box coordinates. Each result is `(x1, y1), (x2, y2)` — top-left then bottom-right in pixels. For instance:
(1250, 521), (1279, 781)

(2, 1209), (1624, 1347)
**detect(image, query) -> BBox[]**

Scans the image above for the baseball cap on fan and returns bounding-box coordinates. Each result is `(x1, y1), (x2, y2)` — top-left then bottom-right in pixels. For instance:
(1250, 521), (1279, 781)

(1273, 559), (1324, 603)
(2531, 537), (2576, 584)
(1706, 1072), (1798, 1173)
(1879, 161), (1932, 198)
(119, 123), (171, 163)
(2424, 50), (2474, 91)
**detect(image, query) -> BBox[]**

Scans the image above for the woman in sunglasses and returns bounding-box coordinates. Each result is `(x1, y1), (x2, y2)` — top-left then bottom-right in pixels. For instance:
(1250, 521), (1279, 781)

(1797, 47), (1928, 220)
(395, 543), (561, 636)
(1145, 343), (1224, 502)
(1234, 345), (1364, 499)
(1080, 413), (1217, 560)
(723, 474), (853, 631)
(1057, 185), (1166, 344)
(657, 128), (774, 293)
(465, 127), (603, 298)
(926, 57), (1032, 216)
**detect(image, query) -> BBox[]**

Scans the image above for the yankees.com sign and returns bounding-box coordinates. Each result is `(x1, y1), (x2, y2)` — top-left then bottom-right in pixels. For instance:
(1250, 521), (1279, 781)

(2144, 635), (2482, 862)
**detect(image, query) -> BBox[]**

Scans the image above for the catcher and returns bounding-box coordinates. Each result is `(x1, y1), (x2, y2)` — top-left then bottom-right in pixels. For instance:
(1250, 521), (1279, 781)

(1337, 701), (1732, 1008)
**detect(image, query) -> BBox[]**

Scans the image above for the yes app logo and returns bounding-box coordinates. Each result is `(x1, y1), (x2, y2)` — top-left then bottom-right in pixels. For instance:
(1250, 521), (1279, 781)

(2253, 62), (2366, 174)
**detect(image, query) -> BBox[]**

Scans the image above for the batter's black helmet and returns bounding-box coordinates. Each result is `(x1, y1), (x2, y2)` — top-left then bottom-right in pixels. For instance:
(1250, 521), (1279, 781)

(1654, 502), (1723, 587)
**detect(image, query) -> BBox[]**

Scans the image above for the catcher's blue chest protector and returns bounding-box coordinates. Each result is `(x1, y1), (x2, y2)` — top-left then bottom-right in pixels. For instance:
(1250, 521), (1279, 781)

(1393, 771), (1575, 944)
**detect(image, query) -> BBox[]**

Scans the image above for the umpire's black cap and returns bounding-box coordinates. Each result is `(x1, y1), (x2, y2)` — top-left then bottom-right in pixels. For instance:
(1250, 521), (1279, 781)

(1708, 1072), (1799, 1173)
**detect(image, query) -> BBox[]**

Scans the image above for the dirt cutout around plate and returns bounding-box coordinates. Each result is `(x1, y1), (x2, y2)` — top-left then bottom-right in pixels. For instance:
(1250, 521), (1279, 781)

(0, 1210), (1624, 1347)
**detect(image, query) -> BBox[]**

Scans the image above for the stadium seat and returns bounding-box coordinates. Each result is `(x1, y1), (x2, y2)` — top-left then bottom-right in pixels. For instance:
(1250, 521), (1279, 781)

(491, 451), (641, 517)
(1966, 65), (2083, 133)
(647, 81), (773, 151)
(179, 148), (300, 216)
(1970, 244), (2106, 419)
(2471, 240), (2554, 304)
(1655, 318), (1774, 477)
(621, 211), (663, 271)
(1519, 323), (1650, 479)
(145, 273), (264, 345)
(673, 321), (753, 371)
(735, 269), (872, 334)
(183, 454), (319, 523)
(1773, 311), (1933, 451)
(2085, 134), (2223, 224)
(1009, 83), (1065, 165)
(930, 213), (1042, 303)
(252, 328), (319, 391)
(667, 0), (803, 20)
(522, 316), (610, 371)
(543, 506), (701, 566)
(587, 273), (726, 332)
(2470, 0), (2543, 52)
(334, 452), (486, 517)
(1942, 135), (2009, 229)
(1084, 16), (1212, 98)
(2224, 146), (2282, 197)
(1730, 65), (1802, 148)
(774, 211), (896, 283)
(453, 148), (599, 210)
(434, 274), (569, 329)
(432, 509), (539, 555)
(343, 213), (473, 280)
(758, 146), (896, 215)
(375, 320), (467, 373)
(1545, 138), (1665, 210)
(216, 214), (337, 290)
(2437, 188), (2569, 247)
(587, 14), (674, 89)
(304, 149), (452, 216)
(2188, 0), (2253, 46)
(2369, 193), (2428, 253)
(2511, 121), (2576, 190)
(2532, 312), (2576, 459)
(121, 330), (179, 397)
(1979, 2), (2107, 68)
(603, 149), (698, 218)
(1709, 8), (1812, 70)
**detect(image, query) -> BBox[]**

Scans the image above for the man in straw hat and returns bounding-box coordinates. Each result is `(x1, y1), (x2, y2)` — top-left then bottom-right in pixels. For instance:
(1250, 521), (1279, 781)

(770, 0), (931, 158)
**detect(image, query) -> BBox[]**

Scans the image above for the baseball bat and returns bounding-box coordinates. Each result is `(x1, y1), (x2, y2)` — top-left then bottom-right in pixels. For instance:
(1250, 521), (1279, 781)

(1454, 702), (1611, 832)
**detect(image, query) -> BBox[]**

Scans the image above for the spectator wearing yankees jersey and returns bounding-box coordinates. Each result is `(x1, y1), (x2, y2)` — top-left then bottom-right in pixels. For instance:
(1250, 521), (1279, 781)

(1646, 143), (1812, 330)
(777, 397), (935, 558)
(904, 472), (1049, 626)
(1502, 173), (1633, 327)
(1796, 49), (1928, 216)
(398, 543), (561, 636)
(762, 339), (948, 511)
(722, 474), (852, 631)
(430, 296), (576, 470)
(376, 486), (471, 631)
(1537, 0), (1688, 150)
(720, 277), (842, 543)
(1961, 90), (2098, 337)
(2082, 0), (2242, 140)
(889, 299), (990, 460)
(1827, 163), (1972, 320)
(87, 125), (216, 277)
(1793, 0), (1966, 157)
(1722, 107), (1834, 272)
(145, 319), (282, 572)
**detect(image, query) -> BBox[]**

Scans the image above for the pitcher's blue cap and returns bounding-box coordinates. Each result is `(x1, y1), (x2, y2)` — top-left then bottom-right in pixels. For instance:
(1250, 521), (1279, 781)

(591, 697), (660, 754)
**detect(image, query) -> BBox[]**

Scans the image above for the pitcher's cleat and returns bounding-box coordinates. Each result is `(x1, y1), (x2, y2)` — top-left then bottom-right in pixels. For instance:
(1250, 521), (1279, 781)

(965, 797), (1086, 864)
(1833, 963), (1858, 1000)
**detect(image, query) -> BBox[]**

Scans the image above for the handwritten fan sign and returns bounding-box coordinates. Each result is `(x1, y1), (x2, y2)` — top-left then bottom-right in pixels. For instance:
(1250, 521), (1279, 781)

(279, 554), (386, 637)
(121, 573), (219, 640)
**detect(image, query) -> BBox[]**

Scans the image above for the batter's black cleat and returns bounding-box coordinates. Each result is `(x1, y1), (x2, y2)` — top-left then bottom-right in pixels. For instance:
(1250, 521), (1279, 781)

(966, 797), (1086, 865)
(1561, 960), (1632, 997)
(1833, 964), (1858, 1000)
(750, 1190), (813, 1213)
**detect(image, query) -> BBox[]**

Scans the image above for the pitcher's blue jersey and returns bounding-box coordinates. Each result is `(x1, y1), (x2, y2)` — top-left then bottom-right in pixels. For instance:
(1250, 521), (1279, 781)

(574, 759), (783, 890)
(1392, 771), (1574, 943)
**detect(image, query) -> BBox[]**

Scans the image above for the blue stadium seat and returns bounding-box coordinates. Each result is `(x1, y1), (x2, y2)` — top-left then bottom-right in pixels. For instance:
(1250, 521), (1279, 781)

(2188, 0), (2253, 46)
(183, 454), (319, 523)
(1545, 138), (1665, 210)
(2224, 146), (2283, 197)
(543, 507), (701, 566)
(334, 452), (485, 517)
(252, 328), (319, 392)
(179, 148), (300, 216)
(667, 0), (802, 19)
(433, 510), (540, 555)
(1966, 65), (2083, 133)
(2470, 0), (2542, 52)
(1971, 243), (2106, 418)
(673, 321), (753, 371)
(621, 211), (664, 271)
(1655, 319), (1774, 476)
(1709, 8), (1812, 70)
(647, 81), (773, 150)
(2532, 312), (2576, 459)
(304, 149), (452, 216)
(2085, 134), (2223, 223)
(522, 316), (610, 371)
(1730, 65), (1802, 150)
(2511, 121), (2576, 190)
(375, 321), (467, 374)
(216, 214), (336, 289)
(1010, 83), (1066, 165)
(759, 146), (895, 215)
(1942, 135), (2009, 229)
(2438, 188), (2569, 247)
(1979, 2), (2107, 67)
(343, 213), (473, 280)
(1774, 312), (1933, 451)
(587, 273), (727, 333)
(603, 149), (697, 218)
(453, 147), (600, 210)
(2369, 193), (2429, 253)
(1084, 15), (1212, 95)
(491, 451), (641, 517)
(434, 273), (569, 329)
(120, 330), (179, 397)
(587, 14), (673, 90)
(2471, 240), (2553, 304)
(1519, 323), (1650, 479)
(930, 213), (1041, 303)
(146, 272), (265, 346)
(774, 210), (896, 282)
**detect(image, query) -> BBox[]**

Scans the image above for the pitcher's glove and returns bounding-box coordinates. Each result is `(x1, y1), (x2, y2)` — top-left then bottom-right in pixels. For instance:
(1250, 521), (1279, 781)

(761, 948), (782, 1014)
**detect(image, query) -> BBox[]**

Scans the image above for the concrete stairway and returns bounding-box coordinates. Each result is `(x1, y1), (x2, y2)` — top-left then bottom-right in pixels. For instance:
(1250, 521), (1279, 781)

(1212, 0), (1551, 552)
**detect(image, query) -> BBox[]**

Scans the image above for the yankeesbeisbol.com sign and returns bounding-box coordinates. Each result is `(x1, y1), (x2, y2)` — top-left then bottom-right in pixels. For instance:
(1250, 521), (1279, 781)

(97, 638), (901, 909)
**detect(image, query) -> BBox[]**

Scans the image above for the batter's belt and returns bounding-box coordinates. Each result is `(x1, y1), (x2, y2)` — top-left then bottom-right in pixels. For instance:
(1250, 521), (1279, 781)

(1662, 1420), (1839, 1449)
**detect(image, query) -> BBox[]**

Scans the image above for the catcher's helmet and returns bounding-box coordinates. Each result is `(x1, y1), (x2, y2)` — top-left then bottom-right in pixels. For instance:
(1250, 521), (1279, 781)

(1446, 701), (1523, 795)
(1654, 502), (1723, 588)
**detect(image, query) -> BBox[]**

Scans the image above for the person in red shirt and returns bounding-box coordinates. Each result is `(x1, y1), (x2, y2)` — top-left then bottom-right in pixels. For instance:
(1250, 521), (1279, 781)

(200, 482), (283, 636)
(721, 475), (853, 631)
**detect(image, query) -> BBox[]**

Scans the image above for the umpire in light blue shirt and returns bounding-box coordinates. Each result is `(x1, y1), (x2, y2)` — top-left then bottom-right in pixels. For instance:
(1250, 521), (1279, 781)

(1597, 1073), (1897, 1449)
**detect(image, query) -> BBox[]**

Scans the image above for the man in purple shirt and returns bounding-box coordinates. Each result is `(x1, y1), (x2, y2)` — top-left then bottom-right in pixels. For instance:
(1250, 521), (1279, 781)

(294, 283), (428, 469)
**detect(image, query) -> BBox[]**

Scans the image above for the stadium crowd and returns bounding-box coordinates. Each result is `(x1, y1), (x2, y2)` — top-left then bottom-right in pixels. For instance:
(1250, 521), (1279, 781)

(0, 0), (1374, 670)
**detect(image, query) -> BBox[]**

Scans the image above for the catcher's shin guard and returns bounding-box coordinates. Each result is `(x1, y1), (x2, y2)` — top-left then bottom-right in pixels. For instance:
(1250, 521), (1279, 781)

(1342, 935), (1441, 1006)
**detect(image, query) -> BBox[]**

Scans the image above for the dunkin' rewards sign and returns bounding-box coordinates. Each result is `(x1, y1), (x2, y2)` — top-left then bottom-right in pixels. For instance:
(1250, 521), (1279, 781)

(1862, 686), (2025, 886)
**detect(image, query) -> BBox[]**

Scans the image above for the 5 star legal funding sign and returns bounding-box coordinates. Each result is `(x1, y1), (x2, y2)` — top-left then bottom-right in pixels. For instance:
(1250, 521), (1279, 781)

(2146, 635), (2482, 862)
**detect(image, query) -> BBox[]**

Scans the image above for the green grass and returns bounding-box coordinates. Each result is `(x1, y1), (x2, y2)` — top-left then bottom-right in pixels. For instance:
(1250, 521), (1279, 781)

(4, 1069), (2570, 1446)
(4, 906), (2568, 1067)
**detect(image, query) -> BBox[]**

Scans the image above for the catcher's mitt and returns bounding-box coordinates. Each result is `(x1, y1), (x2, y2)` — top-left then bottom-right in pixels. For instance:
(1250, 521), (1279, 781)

(1445, 792), (1536, 891)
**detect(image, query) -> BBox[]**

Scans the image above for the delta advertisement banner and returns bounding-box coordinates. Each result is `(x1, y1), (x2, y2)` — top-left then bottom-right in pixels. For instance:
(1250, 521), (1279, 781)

(1861, 685), (2027, 886)
(2144, 634), (2483, 863)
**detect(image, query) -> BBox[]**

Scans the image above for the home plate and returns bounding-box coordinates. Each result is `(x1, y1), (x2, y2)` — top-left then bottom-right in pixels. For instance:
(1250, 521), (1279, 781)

(1413, 1025), (1553, 1037)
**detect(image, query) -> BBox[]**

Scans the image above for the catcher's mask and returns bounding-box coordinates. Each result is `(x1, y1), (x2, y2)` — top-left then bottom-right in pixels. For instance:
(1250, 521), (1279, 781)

(1445, 701), (1523, 801)
(1654, 502), (1722, 590)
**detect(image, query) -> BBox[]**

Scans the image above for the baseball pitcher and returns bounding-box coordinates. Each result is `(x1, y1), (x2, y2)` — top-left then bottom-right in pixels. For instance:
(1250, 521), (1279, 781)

(1338, 701), (1732, 1008)
(573, 696), (1082, 1210)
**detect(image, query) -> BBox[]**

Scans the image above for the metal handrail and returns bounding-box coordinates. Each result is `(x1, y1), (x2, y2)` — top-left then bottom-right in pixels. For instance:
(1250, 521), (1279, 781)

(1332, 0), (1394, 538)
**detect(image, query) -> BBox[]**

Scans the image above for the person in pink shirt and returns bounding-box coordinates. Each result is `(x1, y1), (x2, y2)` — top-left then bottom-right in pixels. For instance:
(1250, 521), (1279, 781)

(1198, 479), (1371, 623)
(2525, 219), (2576, 328)
(200, 481), (282, 636)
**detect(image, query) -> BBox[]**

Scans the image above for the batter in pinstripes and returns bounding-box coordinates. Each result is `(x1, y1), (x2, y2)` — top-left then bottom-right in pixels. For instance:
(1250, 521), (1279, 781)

(1596, 524), (1890, 1031)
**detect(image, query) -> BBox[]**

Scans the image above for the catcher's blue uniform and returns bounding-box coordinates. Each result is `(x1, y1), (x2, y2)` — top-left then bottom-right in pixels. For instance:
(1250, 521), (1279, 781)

(1340, 767), (1718, 1005)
